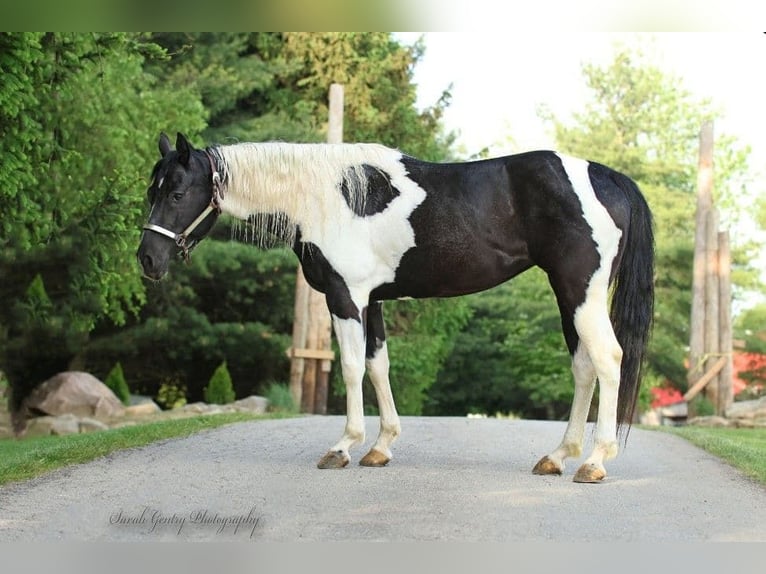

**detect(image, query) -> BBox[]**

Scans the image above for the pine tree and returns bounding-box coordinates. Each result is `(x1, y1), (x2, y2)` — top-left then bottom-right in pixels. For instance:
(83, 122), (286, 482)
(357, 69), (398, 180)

(204, 361), (236, 405)
(104, 362), (130, 406)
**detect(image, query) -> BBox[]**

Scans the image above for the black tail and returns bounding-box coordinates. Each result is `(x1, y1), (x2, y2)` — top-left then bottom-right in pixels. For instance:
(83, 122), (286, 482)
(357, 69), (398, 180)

(610, 173), (655, 431)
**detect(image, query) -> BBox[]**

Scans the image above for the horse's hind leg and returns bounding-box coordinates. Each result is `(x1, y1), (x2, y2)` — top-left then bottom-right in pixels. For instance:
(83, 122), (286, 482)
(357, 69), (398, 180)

(570, 293), (623, 483)
(359, 301), (401, 467)
(533, 342), (596, 476)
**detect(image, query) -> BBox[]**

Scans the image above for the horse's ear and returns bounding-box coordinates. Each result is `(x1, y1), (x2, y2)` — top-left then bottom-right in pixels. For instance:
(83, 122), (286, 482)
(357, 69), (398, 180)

(159, 132), (172, 157)
(176, 132), (192, 167)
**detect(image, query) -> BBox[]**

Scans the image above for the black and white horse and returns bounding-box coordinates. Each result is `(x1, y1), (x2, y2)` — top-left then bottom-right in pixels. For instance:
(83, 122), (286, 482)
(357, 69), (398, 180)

(137, 132), (654, 483)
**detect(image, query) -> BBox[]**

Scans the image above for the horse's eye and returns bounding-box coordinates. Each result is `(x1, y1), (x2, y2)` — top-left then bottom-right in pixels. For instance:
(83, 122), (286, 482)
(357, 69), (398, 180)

(172, 191), (184, 201)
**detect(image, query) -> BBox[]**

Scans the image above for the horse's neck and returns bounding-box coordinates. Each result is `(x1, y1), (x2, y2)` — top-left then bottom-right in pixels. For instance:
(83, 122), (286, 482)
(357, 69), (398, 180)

(217, 142), (392, 245)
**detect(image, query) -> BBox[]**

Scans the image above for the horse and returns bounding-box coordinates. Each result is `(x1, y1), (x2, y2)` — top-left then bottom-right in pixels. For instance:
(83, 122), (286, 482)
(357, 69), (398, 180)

(137, 132), (654, 483)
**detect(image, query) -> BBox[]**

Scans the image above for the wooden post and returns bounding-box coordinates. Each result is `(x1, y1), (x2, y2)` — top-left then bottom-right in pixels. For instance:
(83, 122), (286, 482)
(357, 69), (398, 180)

(289, 270), (310, 409)
(688, 121), (714, 387)
(718, 230), (733, 415)
(703, 208), (720, 410)
(309, 83), (344, 415)
(300, 291), (320, 414)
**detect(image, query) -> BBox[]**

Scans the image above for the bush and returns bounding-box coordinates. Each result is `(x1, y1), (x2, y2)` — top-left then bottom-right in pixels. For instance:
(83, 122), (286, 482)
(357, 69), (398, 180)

(264, 382), (297, 414)
(104, 362), (130, 406)
(204, 361), (236, 405)
(156, 376), (188, 410)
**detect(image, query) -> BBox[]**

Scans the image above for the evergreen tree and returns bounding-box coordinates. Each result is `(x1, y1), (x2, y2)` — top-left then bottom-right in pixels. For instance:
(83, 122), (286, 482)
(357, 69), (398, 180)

(204, 361), (236, 405)
(0, 33), (206, 411)
(104, 362), (130, 406)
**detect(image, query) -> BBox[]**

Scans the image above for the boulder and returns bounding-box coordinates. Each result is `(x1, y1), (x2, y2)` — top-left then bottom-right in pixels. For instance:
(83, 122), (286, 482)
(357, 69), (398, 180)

(232, 395), (269, 414)
(726, 396), (766, 421)
(23, 371), (125, 419)
(78, 417), (110, 433)
(124, 401), (162, 417)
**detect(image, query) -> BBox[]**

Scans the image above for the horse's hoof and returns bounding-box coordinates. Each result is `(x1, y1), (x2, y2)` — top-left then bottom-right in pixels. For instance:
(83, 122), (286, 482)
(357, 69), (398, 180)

(317, 450), (349, 469)
(532, 456), (562, 475)
(573, 463), (606, 483)
(359, 449), (390, 467)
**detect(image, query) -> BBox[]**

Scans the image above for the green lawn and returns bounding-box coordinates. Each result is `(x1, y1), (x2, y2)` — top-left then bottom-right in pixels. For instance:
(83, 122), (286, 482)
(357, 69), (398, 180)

(0, 412), (288, 486)
(656, 426), (766, 486)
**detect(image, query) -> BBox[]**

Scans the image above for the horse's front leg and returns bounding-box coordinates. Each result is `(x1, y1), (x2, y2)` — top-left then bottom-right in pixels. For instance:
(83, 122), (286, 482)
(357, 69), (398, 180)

(316, 310), (367, 469)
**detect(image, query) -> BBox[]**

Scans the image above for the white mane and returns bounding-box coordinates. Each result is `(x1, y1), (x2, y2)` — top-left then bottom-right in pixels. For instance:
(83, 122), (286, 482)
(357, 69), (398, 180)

(215, 142), (403, 247)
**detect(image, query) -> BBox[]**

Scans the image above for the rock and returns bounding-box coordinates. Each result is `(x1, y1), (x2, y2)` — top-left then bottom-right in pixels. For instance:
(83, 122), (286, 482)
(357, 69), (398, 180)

(78, 417), (110, 433)
(639, 410), (661, 426)
(23, 371), (125, 419)
(124, 401), (162, 417)
(726, 396), (766, 421)
(181, 402), (208, 414)
(232, 395), (269, 414)
(687, 415), (730, 428)
(50, 414), (81, 436)
(128, 394), (156, 406)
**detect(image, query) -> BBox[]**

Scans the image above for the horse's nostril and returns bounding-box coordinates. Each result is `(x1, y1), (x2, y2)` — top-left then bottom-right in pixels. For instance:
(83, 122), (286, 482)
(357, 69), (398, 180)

(140, 252), (154, 272)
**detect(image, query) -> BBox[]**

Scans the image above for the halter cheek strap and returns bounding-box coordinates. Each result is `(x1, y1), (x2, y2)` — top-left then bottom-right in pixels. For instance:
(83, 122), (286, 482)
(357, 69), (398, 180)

(143, 150), (225, 261)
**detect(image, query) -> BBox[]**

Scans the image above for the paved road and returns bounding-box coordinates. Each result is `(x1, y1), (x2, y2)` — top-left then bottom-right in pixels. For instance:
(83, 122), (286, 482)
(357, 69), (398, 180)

(0, 416), (764, 541)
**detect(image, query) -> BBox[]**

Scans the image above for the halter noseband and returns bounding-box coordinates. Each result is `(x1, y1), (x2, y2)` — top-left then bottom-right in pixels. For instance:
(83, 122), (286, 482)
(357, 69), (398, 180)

(143, 150), (225, 261)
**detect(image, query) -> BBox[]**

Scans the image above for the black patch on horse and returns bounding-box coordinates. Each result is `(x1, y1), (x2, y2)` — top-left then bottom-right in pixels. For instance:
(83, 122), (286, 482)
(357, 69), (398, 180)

(293, 229), (360, 322)
(340, 164), (400, 217)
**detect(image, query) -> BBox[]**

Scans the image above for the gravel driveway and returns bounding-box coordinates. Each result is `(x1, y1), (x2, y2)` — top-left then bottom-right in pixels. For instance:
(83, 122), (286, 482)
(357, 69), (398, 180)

(1, 416), (764, 541)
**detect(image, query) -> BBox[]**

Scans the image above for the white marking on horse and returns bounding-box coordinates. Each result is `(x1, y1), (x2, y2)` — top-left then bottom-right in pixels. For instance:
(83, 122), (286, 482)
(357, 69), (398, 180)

(556, 153), (623, 473)
(218, 143), (427, 298)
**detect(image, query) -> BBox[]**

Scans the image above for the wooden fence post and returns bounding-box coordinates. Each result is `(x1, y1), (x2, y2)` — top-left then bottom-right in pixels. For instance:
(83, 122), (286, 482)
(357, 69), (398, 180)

(311, 83), (344, 415)
(289, 84), (342, 414)
(703, 208), (720, 410)
(718, 230), (733, 414)
(688, 121), (714, 389)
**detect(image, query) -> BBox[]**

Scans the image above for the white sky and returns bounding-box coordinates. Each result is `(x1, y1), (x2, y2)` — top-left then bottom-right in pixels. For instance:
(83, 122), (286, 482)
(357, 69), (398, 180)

(397, 33), (765, 164)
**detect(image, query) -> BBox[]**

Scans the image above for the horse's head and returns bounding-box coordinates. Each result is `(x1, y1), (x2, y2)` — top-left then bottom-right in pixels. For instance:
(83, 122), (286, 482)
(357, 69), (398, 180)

(137, 132), (223, 280)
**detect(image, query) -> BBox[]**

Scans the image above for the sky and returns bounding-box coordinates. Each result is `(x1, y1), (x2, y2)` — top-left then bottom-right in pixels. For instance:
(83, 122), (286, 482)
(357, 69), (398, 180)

(396, 33), (766, 163)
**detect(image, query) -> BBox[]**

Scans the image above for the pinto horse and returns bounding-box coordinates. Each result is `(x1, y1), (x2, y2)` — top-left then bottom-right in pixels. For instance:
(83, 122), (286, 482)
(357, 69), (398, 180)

(137, 132), (654, 483)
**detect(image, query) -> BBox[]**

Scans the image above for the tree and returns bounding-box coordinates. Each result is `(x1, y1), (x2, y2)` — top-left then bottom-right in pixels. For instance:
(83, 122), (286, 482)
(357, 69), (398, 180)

(539, 43), (758, 395)
(0, 33), (207, 411)
(204, 361), (236, 405)
(132, 33), (464, 413)
(104, 362), (130, 406)
(429, 42), (759, 417)
(427, 269), (572, 419)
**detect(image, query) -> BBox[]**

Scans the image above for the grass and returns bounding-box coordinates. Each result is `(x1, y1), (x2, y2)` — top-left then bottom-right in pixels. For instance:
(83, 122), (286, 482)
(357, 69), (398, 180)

(0, 412), (290, 487)
(656, 426), (766, 486)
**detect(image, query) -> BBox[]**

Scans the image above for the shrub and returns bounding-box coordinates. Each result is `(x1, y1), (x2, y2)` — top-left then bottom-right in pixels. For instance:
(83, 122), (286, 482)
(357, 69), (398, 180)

(264, 382), (297, 414)
(204, 361), (236, 405)
(156, 376), (188, 410)
(104, 362), (131, 406)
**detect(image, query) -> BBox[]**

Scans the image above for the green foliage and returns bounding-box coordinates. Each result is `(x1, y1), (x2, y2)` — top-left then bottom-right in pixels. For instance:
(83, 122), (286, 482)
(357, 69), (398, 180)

(87, 243), (295, 402)
(148, 33), (455, 159)
(0, 32), (207, 408)
(264, 382), (298, 414)
(156, 377), (188, 410)
(330, 297), (472, 416)
(104, 362), (130, 406)
(427, 268), (572, 419)
(204, 361), (236, 405)
(384, 298), (472, 415)
(2, 33), (457, 419)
